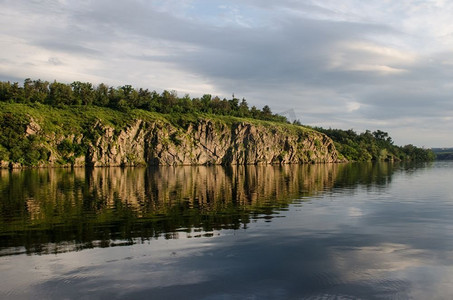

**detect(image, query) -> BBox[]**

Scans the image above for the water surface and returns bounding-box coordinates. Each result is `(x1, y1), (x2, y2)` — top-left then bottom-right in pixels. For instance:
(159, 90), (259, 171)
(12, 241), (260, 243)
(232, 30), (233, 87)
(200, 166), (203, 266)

(1, 162), (453, 299)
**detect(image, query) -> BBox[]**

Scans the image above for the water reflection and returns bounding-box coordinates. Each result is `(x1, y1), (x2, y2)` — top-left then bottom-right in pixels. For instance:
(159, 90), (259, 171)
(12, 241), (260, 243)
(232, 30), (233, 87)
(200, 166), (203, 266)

(1, 161), (451, 299)
(0, 163), (401, 256)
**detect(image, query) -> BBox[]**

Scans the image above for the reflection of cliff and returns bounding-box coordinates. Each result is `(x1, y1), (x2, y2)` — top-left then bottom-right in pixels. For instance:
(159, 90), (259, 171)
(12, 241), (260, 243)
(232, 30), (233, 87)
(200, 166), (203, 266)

(84, 164), (339, 213)
(0, 163), (396, 255)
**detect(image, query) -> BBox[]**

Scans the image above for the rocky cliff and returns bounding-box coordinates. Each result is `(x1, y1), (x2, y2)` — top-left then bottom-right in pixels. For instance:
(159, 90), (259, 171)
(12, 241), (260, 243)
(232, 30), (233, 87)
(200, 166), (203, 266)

(1, 109), (343, 167)
(85, 118), (341, 166)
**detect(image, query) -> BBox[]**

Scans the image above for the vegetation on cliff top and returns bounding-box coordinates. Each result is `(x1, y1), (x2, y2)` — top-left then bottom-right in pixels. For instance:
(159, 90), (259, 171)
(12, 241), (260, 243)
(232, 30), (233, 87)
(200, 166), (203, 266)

(0, 79), (286, 122)
(314, 127), (436, 162)
(0, 79), (435, 166)
(0, 102), (319, 166)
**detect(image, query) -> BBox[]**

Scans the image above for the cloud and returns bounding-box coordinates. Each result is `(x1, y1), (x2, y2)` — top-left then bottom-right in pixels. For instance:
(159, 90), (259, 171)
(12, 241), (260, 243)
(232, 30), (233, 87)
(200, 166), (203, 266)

(1, 0), (453, 146)
(48, 57), (63, 66)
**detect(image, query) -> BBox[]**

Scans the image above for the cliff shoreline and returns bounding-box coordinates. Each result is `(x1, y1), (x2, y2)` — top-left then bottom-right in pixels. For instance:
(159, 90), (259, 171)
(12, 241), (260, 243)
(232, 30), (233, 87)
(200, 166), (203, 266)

(0, 104), (343, 168)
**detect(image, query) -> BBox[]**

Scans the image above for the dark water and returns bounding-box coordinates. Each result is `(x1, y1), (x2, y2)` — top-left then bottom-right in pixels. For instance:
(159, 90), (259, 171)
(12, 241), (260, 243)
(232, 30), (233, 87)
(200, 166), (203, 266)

(1, 162), (453, 299)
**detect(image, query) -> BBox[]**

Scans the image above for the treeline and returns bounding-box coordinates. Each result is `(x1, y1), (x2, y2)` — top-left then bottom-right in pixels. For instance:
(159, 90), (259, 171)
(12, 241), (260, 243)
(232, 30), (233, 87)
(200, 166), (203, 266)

(432, 148), (453, 160)
(314, 127), (436, 161)
(0, 79), (287, 122)
(0, 78), (436, 164)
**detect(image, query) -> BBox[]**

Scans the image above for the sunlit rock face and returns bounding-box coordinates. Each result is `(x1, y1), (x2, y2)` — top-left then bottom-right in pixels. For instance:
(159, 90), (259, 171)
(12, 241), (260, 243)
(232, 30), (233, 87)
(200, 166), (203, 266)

(3, 116), (342, 168)
(86, 119), (341, 166)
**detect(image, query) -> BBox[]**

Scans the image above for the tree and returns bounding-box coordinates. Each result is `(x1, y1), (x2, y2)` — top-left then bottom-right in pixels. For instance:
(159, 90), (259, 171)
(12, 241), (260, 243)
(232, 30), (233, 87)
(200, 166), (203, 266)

(94, 83), (110, 106)
(71, 81), (95, 105)
(48, 81), (73, 106)
(160, 90), (178, 113)
(238, 98), (249, 117)
(29, 79), (49, 103)
(201, 94), (212, 113)
(228, 97), (239, 112)
(261, 105), (272, 119)
(136, 88), (152, 109)
(178, 94), (193, 113)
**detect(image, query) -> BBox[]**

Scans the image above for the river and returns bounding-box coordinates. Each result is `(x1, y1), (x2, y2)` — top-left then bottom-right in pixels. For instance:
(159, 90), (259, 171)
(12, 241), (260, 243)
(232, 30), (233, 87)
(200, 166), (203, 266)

(1, 161), (453, 299)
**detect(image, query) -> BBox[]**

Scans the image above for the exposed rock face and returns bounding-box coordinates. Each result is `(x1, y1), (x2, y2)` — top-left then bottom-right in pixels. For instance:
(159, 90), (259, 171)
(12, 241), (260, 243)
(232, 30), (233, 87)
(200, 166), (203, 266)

(6, 117), (342, 168)
(87, 120), (148, 167)
(25, 117), (41, 136)
(84, 119), (340, 166)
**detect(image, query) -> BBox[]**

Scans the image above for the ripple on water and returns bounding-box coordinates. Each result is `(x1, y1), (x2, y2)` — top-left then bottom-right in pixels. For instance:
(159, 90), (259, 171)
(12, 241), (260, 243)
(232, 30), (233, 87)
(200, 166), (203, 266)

(368, 277), (411, 299)
(310, 271), (345, 288)
(301, 272), (410, 300)
(303, 293), (363, 300)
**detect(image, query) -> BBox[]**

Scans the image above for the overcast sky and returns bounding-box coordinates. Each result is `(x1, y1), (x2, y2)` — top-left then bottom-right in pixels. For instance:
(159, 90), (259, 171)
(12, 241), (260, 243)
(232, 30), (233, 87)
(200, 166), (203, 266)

(1, 0), (453, 147)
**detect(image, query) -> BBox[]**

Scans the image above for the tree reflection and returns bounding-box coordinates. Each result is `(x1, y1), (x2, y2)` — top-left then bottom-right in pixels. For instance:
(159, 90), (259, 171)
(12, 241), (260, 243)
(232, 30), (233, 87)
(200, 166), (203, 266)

(0, 162), (402, 255)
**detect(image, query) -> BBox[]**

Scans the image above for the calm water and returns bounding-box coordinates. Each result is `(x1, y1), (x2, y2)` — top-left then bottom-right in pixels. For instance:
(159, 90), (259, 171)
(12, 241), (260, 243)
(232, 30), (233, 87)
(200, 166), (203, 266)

(1, 162), (453, 299)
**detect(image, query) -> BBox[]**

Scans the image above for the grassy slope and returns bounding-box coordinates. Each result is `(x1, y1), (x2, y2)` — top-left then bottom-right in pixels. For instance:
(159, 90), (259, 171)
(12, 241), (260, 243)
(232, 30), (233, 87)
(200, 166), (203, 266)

(0, 103), (319, 166)
(0, 102), (315, 134)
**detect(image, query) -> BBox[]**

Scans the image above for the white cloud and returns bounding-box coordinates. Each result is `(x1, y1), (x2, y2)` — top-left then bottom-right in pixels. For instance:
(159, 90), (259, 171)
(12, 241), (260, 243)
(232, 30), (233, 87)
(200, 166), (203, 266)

(1, 0), (453, 146)
(346, 102), (361, 113)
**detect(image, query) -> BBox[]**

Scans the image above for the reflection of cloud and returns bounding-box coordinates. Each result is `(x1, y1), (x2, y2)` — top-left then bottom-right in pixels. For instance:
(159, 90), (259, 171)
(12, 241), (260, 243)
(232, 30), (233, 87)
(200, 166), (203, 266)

(4, 162), (453, 298)
(334, 243), (424, 277)
(348, 207), (363, 217)
(0, 238), (214, 298)
(331, 242), (453, 299)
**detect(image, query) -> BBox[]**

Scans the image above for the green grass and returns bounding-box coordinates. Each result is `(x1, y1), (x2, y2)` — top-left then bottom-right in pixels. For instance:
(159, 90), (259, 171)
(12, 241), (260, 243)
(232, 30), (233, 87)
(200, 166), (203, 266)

(0, 103), (318, 140)
(0, 102), (327, 166)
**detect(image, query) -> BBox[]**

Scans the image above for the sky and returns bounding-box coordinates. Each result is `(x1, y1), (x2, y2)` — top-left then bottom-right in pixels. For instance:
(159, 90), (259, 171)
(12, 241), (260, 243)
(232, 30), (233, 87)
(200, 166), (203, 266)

(1, 0), (453, 147)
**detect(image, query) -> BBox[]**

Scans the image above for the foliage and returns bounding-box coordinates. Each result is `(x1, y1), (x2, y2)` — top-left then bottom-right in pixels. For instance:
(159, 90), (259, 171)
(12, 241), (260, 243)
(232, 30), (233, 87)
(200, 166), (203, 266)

(0, 79), (436, 166)
(0, 79), (287, 123)
(431, 148), (453, 160)
(0, 112), (48, 165)
(0, 102), (132, 166)
(314, 127), (435, 161)
(0, 101), (315, 167)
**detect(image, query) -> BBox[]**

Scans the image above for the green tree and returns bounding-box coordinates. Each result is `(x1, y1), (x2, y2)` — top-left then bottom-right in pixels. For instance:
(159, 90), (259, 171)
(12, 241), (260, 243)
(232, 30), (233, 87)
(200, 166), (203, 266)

(238, 98), (249, 117)
(71, 81), (95, 105)
(94, 83), (110, 106)
(29, 79), (49, 103)
(48, 81), (73, 106)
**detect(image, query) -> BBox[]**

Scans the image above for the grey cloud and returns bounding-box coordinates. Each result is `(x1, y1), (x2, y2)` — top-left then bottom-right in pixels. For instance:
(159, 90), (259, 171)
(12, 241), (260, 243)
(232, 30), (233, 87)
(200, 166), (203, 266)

(2, 0), (453, 146)
(48, 57), (63, 66)
(0, 73), (25, 83)
(32, 0), (395, 92)
(38, 41), (101, 56)
(154, 18), (392, 88)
